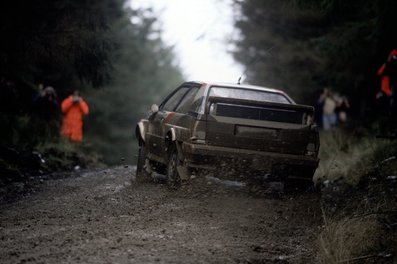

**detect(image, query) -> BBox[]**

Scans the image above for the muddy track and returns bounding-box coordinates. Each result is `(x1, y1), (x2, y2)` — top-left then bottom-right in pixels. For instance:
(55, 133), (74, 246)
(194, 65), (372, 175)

(0, 166), (322, 263)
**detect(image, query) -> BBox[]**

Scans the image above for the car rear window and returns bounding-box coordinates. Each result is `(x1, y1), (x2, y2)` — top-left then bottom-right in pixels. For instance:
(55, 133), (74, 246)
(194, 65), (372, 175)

(209, 87), (290, 104)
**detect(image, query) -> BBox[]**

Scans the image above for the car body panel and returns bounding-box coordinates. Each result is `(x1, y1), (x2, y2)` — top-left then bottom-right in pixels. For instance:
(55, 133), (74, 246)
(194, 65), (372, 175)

(135, 81), (319, 181)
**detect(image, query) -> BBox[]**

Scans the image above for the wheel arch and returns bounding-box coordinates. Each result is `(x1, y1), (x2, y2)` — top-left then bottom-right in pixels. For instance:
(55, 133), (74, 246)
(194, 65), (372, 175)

(165, 127), (176, 152)
(136, 121), (146, 143)
(165, 128), (185, 159)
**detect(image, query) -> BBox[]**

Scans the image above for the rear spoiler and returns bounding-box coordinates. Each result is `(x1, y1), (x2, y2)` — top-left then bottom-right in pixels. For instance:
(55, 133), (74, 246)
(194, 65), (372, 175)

(206, 96), (314, 115)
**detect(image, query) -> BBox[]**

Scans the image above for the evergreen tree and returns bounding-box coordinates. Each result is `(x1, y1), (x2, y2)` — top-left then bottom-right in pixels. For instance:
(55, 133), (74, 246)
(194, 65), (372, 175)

(84, 6), (183, 165)
(233, 0), (397, 119)
(0, 0), (184, 170)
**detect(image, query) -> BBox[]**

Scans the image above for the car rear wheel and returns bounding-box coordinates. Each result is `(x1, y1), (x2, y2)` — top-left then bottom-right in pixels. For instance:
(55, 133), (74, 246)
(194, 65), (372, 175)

(167, 145), (181, 189)
(136, 142), (151, 182)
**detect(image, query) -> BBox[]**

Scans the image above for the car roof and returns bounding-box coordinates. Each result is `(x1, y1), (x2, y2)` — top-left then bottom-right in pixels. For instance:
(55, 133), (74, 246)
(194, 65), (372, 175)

(184, 81), (295, 104)
(186, 81), (283, 93)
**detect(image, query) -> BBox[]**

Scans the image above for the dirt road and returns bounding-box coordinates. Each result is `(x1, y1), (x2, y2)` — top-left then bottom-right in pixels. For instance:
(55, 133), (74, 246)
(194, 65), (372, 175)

(0, 166), (322, 263)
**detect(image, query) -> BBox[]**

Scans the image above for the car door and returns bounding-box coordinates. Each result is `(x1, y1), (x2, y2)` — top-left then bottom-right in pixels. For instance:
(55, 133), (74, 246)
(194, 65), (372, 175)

(146, 86), (190, 161)
(165, 86), (201, 139)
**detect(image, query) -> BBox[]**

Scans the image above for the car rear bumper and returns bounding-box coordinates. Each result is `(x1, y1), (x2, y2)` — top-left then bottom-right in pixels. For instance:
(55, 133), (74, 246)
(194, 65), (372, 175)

(181, 142), (319, 179)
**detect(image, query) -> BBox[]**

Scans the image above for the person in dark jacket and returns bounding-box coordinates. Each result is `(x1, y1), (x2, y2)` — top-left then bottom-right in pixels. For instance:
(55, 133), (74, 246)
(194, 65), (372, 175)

(32, 85), (61, 139)
(32, 86), (60, 122)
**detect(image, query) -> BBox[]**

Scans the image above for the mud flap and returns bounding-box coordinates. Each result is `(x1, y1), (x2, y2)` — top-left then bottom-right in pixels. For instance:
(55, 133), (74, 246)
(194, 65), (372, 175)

(144, 159), (153, 174)
(177, 165), (189, 180)
(175, 143), (189, 180)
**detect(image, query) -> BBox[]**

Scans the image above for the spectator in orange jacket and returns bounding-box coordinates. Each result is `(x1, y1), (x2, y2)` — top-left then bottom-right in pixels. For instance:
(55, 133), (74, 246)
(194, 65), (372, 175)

(377, 49), (397, 97)
(61, 90), (89, 142)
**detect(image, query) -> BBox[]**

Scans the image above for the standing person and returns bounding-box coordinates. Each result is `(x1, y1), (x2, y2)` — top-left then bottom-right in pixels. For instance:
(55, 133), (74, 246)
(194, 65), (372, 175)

(320, 88), (337, 130)
(377, 49), (397, 115)
(33, 86), (60, 122)
(314, 88), (326, 129)
(335, 96), (350, 124)
(61, 90), (89, 142)
(32, 85), (61, 139)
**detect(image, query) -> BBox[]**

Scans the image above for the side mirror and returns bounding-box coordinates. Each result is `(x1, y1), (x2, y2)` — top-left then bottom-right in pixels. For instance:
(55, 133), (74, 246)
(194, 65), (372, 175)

(151, 104), (159, 113)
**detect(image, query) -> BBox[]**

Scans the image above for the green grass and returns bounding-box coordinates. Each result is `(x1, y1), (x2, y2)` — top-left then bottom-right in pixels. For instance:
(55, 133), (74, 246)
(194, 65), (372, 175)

(315, 128), (397, 263)
(314, 129), (395, 185)
(35, 139), (105, 171)
(317, 215), (384, 264)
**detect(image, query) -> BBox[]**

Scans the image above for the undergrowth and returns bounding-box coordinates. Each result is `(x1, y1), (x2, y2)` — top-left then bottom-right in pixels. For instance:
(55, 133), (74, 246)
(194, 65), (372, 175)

(315, 128), (397, 263)
(0, 139), (104, 187)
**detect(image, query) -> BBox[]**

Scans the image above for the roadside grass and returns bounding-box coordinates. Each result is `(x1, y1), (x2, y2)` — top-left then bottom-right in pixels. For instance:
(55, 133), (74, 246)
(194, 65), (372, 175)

(0, 138), (104, 188)
(317, 215), (383, 264)
(35, 139), (104, 171)
(315, 128), (397, 263)
(0, 113), (106, 202)
(314, 130), (386, 185)
(315, 128), (397, 188)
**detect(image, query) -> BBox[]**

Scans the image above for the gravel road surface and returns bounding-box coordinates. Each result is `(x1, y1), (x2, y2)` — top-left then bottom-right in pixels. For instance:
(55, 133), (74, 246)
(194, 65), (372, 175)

(0, 166), (322, 263)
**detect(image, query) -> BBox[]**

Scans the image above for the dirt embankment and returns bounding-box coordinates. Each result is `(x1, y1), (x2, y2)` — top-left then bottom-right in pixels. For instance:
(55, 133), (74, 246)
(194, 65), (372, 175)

(0, 166), (322, 263)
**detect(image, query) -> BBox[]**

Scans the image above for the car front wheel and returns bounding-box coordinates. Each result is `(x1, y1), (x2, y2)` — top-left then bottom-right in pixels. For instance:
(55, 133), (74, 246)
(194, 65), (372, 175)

(167, 145), (181, 189)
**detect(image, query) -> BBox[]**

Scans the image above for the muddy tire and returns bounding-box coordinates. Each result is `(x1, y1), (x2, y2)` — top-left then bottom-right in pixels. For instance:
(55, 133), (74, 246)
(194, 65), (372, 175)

(135, 142), (150, 183)
(167, 145), (181, 190)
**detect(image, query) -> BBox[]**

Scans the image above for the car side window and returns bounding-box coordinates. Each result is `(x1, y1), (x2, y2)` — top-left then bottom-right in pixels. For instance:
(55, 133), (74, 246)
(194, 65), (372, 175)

(175, 87), (200, 113)
(161, 87), (189, 112)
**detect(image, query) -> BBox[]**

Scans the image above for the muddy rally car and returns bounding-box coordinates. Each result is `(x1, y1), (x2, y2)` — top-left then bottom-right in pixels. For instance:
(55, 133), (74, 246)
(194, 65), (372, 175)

(135, 81), (319, 188)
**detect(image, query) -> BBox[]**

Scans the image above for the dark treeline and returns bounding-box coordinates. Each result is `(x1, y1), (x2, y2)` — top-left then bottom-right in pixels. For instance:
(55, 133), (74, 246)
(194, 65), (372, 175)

(5, 0), (397, 178)
(0, 0), (183, 180)
(0, 0), (119, 92)
(85, 6), (183, 164)
(233, 0), (397, 121)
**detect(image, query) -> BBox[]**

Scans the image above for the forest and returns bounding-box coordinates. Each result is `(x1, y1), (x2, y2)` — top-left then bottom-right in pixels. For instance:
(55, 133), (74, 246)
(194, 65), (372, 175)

(0, 0), (396, 262)
(0, 0), (183, 178)
(233, 0), (397, 120)
(0, 0), (397, 181)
